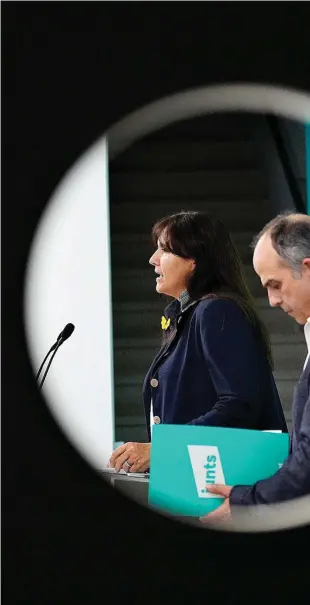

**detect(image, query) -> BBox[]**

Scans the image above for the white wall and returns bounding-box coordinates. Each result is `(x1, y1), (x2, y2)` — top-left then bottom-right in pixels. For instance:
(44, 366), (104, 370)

(24, 137), (115, 470)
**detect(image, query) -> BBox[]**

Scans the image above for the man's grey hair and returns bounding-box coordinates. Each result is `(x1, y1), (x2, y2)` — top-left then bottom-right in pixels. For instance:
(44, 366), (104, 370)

(252, 211), (310, 274)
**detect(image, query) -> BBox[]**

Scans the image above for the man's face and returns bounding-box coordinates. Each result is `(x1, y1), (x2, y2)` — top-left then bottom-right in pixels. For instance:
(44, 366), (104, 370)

(253, 234), (310, 325)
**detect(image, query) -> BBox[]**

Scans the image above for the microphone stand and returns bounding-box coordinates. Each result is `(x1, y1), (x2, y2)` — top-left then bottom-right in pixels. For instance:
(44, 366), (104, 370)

(38, 338), (63, 391)
(36, 344), (57, 381)
(35, 323), (75, 389)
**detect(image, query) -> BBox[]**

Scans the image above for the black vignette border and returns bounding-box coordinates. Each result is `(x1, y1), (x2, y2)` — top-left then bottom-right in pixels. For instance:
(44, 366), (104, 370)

(3, 3), (310, 603)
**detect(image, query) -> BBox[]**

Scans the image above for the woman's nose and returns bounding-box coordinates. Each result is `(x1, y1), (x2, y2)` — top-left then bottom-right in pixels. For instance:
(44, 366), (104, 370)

(149, 250), (160, 266)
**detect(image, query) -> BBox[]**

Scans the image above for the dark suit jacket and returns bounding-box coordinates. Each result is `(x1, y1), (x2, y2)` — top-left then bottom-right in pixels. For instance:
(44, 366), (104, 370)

(142, 297), (287, 441)
(230, 356), (310, 505)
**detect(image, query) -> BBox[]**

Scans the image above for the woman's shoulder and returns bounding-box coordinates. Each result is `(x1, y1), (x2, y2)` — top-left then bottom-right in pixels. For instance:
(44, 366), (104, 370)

(195, 295), (243, 312)
(193, 296), (247, 322)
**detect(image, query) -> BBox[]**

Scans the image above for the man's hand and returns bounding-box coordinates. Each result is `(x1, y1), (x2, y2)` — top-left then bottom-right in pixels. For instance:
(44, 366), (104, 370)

(108, 442), (151, 473)
(200, 484), (233, 526)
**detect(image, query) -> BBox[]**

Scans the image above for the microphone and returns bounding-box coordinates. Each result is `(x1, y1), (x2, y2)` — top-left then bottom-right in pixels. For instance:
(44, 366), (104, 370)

(36, 323), (75, 380)
(57, 322), (75, 343)
(36, 323), (75, 390)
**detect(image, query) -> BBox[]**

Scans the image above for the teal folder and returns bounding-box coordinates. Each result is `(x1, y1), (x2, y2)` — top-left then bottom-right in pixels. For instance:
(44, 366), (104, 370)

(148, 424), (289, 517)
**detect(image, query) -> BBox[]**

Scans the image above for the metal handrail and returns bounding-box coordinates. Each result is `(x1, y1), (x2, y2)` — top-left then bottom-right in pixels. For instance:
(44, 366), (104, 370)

(266, 115), (306, 214)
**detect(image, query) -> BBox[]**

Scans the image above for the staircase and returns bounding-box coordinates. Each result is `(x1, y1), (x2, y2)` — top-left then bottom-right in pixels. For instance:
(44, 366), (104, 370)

(109, 113), (306, 442)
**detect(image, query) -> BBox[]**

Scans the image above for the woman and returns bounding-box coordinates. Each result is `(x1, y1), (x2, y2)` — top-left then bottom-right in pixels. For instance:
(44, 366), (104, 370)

(109, 211), (287, 473)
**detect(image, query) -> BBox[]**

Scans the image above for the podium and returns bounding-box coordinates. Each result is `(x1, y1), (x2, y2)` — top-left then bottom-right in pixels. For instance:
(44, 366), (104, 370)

(101, 469), (200, 524)
(101, 469), (149, 506)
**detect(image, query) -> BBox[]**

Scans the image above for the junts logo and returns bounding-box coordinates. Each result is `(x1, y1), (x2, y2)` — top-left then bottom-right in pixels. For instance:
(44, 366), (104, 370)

(187, 445), (226, 499)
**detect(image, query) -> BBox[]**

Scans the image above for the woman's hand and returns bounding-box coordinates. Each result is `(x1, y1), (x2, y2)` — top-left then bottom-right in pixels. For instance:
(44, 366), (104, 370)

(108, 442), (151, 473)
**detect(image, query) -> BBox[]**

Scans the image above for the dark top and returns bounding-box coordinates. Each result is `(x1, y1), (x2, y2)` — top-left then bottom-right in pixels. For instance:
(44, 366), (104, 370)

(142, 296), (287, 441)
(230, 356), (310, 505)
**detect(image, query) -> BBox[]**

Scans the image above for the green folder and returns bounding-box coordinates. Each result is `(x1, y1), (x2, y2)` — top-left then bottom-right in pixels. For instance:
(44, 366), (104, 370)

(148, 424), (289, 517)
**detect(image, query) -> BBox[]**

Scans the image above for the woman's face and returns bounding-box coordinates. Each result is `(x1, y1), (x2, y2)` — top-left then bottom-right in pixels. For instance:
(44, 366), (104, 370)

(149, 239), (195, 299)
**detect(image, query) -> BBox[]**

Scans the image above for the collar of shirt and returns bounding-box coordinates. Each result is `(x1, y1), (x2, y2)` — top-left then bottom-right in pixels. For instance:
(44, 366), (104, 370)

(163, 290), (197, 320)
(304, 317), (310, 355)
(179, 290), (198, 313)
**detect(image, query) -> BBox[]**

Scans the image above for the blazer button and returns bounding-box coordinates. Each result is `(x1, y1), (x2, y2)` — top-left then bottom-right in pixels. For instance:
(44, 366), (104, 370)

(150, 378), (158, 387)
(153, 416), (161, 424)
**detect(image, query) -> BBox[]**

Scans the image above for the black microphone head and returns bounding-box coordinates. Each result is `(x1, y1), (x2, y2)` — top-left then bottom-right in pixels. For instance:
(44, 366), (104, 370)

(60, 323), (75, 343)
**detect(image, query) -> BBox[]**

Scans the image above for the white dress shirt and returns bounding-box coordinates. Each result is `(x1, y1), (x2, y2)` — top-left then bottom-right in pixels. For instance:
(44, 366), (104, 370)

(303, 318), (310, 370)
(150, 400), (154, 437)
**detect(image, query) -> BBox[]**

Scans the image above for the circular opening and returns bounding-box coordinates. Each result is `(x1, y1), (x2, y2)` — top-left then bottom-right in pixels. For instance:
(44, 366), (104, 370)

(24, 83), (310, 533)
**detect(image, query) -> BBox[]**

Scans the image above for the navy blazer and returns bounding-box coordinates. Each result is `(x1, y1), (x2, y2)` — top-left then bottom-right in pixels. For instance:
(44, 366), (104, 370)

(230, 356), (310, 505)
(142, 297), (287, 441)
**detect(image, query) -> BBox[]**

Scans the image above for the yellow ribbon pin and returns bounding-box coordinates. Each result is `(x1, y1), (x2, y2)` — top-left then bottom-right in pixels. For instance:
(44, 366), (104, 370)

(161, 316), (171, 330)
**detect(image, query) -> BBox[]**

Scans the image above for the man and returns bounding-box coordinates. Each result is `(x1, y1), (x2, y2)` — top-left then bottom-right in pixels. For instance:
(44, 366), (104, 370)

(201, 212), (310, 524)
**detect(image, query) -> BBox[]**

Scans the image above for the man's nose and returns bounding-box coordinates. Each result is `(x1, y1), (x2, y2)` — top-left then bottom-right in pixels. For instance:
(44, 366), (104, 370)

(268, 292), (282, 308)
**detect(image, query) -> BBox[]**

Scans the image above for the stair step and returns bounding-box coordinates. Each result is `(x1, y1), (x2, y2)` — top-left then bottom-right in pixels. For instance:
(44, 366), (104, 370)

(114, 413), (148, 442)
(116, 415), (146, 426)
(114, 404), (294, 427)
(111, 230), (255, 244)
(110, 200), (271, 233)
(112, 320), (304, 340)
(112, 298), (304, 339)
(113, 334), (306, 350)
(114, 415), (148, 443)
(109, 170), (263, 199)
(111, 140), (257, 170)
(111, 266), (265, 302)
(111, 230), (256, 266)
(113, 368), (299, 422)
(113, 371), (300, 395)
(113, 377), (298, 426)
(255, 302), (304, 336)
(112, 338), (306, 380)
(114, 409), (294, 441)
(113, 336), (305, 350)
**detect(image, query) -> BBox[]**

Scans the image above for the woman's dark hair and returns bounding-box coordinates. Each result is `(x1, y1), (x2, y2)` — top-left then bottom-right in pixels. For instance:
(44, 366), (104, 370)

(152, 210), (273, 366)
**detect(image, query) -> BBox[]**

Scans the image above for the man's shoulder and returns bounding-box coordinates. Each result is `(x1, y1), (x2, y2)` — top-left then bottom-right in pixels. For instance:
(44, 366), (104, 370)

(299, 356), (310, 385)
(304, 356), (310, 375)
(293, 360), (310, 418)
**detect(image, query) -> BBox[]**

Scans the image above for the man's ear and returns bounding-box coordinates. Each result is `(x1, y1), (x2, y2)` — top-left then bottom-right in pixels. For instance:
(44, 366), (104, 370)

(302, 258), (310, 274)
